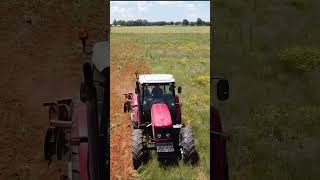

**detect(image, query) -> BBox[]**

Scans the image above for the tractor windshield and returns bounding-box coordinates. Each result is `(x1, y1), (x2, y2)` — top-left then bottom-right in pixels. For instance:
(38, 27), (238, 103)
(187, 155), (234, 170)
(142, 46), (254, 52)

(143, 83), (175, 104)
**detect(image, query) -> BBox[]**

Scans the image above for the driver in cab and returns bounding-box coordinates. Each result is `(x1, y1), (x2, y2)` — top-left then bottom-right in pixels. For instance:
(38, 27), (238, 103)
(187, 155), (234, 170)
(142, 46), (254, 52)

(152, 85), (163, 98)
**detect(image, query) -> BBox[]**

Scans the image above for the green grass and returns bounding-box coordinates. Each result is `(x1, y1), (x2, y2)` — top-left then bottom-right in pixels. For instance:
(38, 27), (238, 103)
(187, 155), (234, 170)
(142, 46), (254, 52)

(213, 0), (320, 179)
(111, 26), (210, 179)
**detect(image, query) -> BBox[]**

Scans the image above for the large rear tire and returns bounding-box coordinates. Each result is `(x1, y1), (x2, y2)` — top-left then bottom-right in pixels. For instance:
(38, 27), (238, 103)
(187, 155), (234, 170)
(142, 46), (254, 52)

(180, 127), (196, 162)
(132, 129), (144, 169)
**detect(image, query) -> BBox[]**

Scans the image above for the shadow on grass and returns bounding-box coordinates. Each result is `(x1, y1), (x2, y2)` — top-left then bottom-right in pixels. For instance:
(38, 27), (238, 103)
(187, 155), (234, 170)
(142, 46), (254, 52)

(158, 159), (179, 169)
(157, 151), (200, 169)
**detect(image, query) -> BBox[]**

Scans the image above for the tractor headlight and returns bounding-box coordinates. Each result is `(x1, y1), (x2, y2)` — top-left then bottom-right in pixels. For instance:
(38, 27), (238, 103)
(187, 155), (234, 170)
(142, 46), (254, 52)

(157, 133), (162, 138)
(166, 133), (170, 138)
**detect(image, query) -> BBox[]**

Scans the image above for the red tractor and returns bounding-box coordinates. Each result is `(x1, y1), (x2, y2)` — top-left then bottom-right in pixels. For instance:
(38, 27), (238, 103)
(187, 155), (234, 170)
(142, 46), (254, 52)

(124, 74), (197, 169)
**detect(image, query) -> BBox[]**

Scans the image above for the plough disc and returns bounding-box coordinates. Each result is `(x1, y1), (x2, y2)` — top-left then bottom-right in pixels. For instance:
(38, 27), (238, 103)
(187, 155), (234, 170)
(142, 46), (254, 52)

(44, 127), (57, 160)
(56, 128), (66, 160)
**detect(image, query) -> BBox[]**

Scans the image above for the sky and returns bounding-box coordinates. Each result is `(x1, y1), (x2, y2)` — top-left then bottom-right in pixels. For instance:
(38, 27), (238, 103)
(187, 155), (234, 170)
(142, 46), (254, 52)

(110, 1), (210, 22)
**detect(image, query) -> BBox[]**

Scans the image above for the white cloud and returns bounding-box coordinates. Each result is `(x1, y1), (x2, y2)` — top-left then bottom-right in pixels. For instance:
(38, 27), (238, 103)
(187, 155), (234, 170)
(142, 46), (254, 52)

(110, 1), (209, 22)
(137, 1), (154, 12)
(156, 1), (184, 5)
(156, 2), (198, 10)
(186, 3), (197, 11)
(110, 1), (129, 6)
(111, 4), (133, 21)
(187, 13), (198, 21)
(186, 4), (195, 8)
(111, 5), (119, 12)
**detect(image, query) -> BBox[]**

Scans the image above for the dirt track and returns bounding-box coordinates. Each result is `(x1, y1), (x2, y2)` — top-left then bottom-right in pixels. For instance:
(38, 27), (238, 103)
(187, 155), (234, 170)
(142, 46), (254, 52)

(110, 41), (150, 180)
(0, 2), (106, 179)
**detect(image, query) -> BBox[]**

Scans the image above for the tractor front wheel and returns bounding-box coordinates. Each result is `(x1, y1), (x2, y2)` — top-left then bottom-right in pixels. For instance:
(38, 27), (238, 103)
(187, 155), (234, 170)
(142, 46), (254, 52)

(180, 127), (196, 162)
(132, 129), (144, 169)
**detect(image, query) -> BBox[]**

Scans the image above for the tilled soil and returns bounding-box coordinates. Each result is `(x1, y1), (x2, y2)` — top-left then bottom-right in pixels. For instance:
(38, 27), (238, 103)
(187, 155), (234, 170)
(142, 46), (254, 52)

(0, 1), (106, 179)
(110, 41), (150, 180)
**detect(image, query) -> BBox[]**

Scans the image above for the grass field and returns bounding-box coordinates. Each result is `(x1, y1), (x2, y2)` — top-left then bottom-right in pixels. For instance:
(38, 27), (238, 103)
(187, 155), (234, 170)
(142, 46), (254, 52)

(111, 26), (210, 179)
(111, 26), (209, 34)
(213, 0), (320, 179)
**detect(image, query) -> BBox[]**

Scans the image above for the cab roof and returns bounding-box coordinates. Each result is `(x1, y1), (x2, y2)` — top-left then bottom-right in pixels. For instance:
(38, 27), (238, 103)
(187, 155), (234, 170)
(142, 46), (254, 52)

(139, 74), (175, 84)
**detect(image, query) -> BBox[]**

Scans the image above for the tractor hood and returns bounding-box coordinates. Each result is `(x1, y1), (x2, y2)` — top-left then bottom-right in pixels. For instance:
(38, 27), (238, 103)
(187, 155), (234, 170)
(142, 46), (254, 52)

(151, 103), (172, 128)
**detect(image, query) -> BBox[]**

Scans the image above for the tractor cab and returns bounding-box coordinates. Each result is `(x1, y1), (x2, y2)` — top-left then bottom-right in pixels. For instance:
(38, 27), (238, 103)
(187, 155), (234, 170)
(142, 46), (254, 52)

(137, 74), (179, 124)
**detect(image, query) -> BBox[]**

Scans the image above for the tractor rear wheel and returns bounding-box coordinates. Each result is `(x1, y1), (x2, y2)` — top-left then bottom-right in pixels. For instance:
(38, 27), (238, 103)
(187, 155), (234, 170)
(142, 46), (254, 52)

(180, 127), (196, 162)
(132, 129), (144, 169)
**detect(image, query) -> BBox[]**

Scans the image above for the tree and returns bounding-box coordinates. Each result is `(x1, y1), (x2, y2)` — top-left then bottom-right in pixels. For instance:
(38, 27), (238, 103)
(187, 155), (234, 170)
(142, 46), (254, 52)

(142, 19), (148, 26)
(182, 19), (189, 26)
(109, 19), (209, 26)
(136, 19), (143, 26)
(118, 20), (125, 26)
(126, 20), (134, 26)
(196, 18), (203, 26)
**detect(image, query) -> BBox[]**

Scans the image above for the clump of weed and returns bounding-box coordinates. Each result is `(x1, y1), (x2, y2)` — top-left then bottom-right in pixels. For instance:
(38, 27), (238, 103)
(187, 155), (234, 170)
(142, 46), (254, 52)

(189, 95), (199, 106)
(196, 75), (210, 86)
(278, 47), (320, 73)
(250, 105), (289, 142)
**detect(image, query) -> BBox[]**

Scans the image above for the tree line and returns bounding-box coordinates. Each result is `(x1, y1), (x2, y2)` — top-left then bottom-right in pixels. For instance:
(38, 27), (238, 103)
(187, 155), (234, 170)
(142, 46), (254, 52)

(112, 18), (210, 26)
